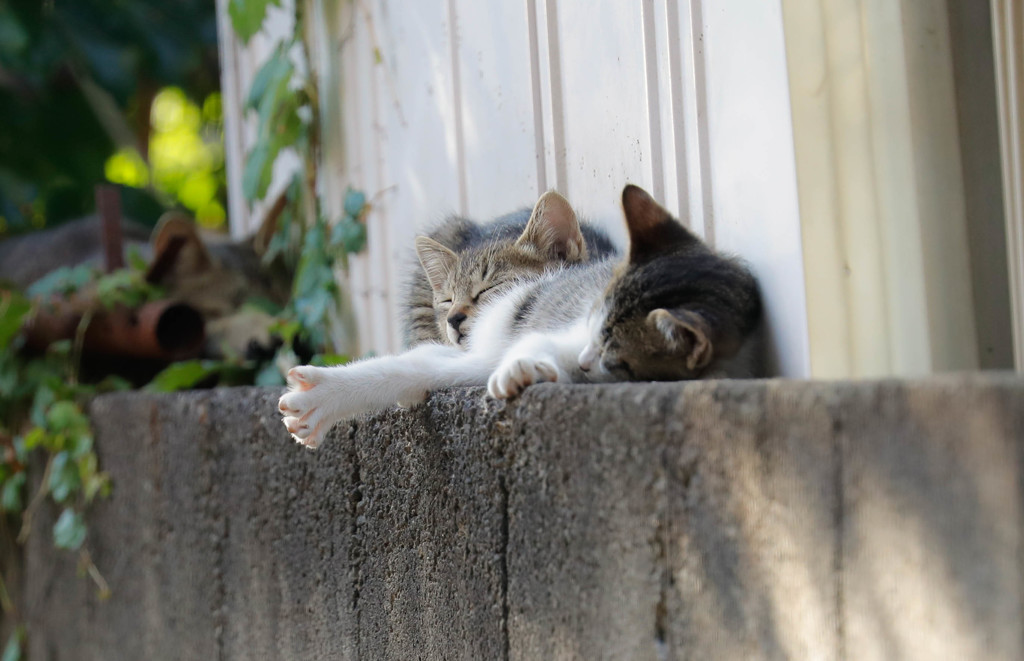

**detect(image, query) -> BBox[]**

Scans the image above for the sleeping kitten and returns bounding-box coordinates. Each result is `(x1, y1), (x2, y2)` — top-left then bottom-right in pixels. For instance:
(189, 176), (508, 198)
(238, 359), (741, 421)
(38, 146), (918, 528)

(404, 191), (617, 347)
(279, 185), (762, 448)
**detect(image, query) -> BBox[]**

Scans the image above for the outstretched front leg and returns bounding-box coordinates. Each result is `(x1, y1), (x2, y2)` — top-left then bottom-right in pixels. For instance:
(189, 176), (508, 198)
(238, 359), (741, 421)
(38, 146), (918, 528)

(487, 320), (593, 399)
(279, 343), (497, 448)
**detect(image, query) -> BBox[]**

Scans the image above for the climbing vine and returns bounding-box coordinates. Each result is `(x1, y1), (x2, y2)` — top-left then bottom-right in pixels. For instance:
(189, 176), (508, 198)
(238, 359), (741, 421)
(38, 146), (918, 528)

(0, 2), (370, 656)
(0, 262), (167, 656)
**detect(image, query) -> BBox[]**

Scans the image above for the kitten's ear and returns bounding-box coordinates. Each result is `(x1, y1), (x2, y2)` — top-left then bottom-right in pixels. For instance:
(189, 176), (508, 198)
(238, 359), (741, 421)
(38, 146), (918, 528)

(648, 308), (713, 372)
(622, 184), (697, 263)
(516, 190), (587, 261)
(415, 236), (457, 292)
(146, 211), (214, 283)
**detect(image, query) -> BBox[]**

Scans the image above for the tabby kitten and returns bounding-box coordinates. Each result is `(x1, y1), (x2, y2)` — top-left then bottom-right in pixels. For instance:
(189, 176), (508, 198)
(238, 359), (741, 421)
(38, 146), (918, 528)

(279, 184), (762, 448)
(404, 191), (617, 347)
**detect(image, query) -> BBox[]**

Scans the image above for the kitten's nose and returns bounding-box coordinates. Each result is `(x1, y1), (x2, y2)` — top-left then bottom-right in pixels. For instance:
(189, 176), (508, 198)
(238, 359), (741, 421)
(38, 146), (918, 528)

(448, 311), (468, 332)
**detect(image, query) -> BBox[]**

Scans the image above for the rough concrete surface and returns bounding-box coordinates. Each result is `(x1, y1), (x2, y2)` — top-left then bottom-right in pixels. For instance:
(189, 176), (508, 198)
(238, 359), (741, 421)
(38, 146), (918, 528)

(21, 374), (1024, 660)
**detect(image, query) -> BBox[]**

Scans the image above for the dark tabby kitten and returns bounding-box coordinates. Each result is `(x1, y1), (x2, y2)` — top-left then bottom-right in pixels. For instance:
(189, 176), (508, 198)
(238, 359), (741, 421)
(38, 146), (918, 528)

(280, 184), (762, 448)
(404, 191), (617, 347)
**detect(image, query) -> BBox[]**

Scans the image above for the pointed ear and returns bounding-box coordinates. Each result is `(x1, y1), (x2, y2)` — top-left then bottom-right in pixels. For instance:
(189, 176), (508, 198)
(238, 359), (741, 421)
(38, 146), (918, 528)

(622, 184), (698, 263)
(415, 236), (457, 292)
(648, 308), (713, 372)
(146, 211), (214, 283)
(515, 190), (587, 261)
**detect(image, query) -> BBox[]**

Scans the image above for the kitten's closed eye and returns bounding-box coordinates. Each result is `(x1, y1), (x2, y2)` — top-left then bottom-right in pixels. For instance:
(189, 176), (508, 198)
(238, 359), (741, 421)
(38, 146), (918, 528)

(471, 285), (495, 303)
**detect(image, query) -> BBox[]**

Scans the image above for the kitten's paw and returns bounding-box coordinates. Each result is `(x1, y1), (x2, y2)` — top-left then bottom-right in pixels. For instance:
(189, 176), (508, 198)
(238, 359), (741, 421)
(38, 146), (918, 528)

(278, 366), (330, 448)
(487, 357), (560, 399)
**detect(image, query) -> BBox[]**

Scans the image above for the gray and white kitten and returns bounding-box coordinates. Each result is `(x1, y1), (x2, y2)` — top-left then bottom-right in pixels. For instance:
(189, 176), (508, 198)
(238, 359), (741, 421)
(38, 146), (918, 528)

(280, 185), (763, 448)
(404, 191), (617, 347)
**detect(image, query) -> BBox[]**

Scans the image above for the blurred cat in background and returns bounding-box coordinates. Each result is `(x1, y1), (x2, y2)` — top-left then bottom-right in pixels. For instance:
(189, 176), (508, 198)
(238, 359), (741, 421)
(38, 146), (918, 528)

(0, 211), (289, 358)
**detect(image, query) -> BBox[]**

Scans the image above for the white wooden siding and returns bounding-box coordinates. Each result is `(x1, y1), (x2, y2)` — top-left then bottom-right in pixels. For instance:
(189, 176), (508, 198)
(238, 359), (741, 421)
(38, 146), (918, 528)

(218, 0), (817, 376)
(993, 0), (1024, 370)
(218, 0), (1016, 378)
(324, 0), (811, 375)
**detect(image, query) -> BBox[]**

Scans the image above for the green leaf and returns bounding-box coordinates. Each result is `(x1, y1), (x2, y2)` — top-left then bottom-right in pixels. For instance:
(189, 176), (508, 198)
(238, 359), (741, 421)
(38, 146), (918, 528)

(26, 264), (95, 299)
(1, 627), (24, 661)
(84, 471), (110, 503)
(0, 292), (30, 351)
(330, 218), (367, 254)
(343, 188), (367, 218)
(47, 339), (72, 358)
(242, 142), (274, 201)
(53, 508), (87, 550)
(30, 386), (55, 429)
(1, 473), (25, 512)
(145, 360), (224, 392)
(311, 353), (349, 367)
(254, 361), (285, 386)
(94, 269), (151, 308)
(46, 400), (89, 434)
(269, 319), (301, 345)
(245, 46), (292, 111)
(127, 247), (149, 272)
(21, 427), (46, 451)
(228, 0), (281, 44)
(49, 451), (80, 503)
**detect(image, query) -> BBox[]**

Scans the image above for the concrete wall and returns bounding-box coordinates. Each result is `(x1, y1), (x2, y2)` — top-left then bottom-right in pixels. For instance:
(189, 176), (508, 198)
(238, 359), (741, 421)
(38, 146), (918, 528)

(23, 374), (1024, 660)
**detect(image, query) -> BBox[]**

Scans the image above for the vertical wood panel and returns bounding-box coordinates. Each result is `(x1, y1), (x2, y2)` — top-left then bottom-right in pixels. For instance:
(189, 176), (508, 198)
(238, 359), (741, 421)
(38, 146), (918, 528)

(899, 1), (978, 371)
(640, 0), (667, 203)
(699, 2), (811, 377)
(552, 1), (655, 244)
(339, 0), (383, 355)
(992, 0), (1024, 369)
(661, 0), (691, 229)
(538, 0), (569, 194)
(947, 0), (1012, 370)
(453, 0), (539, 217)
(783, 0), (985, 377)
(684, 0), (716, 242)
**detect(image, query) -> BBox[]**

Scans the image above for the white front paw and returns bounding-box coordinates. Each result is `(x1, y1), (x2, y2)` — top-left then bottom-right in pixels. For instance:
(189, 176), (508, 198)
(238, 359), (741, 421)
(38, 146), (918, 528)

(278, 366), (331, 449)
(487, 356), (560, 399)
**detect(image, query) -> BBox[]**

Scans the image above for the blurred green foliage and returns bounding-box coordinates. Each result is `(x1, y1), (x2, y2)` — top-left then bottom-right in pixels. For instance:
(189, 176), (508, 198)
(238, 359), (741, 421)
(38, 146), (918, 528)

(0, 0), (221, 235)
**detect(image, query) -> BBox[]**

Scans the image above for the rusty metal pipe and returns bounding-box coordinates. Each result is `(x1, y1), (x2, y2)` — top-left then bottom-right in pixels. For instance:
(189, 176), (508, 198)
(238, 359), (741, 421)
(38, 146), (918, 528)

(25, 299), (205, 361)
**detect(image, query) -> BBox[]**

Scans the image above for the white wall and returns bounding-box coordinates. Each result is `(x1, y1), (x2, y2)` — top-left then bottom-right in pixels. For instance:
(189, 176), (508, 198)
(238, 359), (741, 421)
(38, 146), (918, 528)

(221, 0), (812, 376)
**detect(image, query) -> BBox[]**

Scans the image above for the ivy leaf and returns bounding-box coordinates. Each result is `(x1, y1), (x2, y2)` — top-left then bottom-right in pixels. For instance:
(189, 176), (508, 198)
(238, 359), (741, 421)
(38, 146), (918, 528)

(127, 248), (149, 272)
(228, 0), (281, 44)
(49, 451), (81, 503)
(21, 427), (46, 451)
(26, 264), (96, 299)
(30, 385), (55, 429)
(330, 218), (367, 254)
(145, 360), (224, 392)
(246, 46), (293, 111)
(311, 353), (349, 367)
(46, 400), (89, 435)
(343, 188), (367, 218)
(242, 142), (274, 202)
(0, 292), (30, 351)
(95, 269), (160, 309)
(84, 471), (110, 504)
(1, 473), (25, 512)
(53, 508), (87, 550)
(254, 361), (285, 386)
(269, 319), (301, 345)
